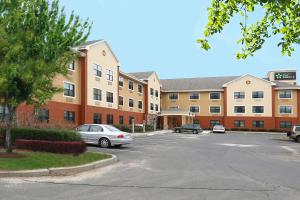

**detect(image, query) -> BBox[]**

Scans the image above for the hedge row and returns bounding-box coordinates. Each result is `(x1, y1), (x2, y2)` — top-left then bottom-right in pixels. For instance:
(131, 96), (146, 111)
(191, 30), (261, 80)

(0, 128), (82, 145)
(114, 125), (155, 133)
(15, 139), (86, 155)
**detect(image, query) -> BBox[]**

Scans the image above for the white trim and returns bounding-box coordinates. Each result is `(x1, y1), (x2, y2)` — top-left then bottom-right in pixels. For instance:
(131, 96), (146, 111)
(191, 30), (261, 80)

(128, 80), (134, 91)
(189, 92), (200, 100)
(279, 105), (293, 114)
(252, 91), (264, 99)
(252, 106), (265, 114)
(189, 106), (200, 113)
(118, 76), (124, 87)
(233, 91), (245, 99)
(234, 106), (246, 114)
(168, 92), (179, 101)
(93, 87), (102, 102)
(129, 98), (134, 108)
(63, 81), (76, 98)
(222, 74), (276, 87)
(209, 92), (222, 100)
(118, 95), (124, 106)
(278, 89), (292, 99)
(93, 63), (102, 78)
(138, 84), (143, 94)
(209, 106), (221, 114)
(106, 91), (114, 103)
(168, 106), (180, 109)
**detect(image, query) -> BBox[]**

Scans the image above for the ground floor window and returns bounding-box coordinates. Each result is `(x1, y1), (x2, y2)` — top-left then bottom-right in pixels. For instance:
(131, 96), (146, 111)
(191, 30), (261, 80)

(107, 114), (114, 124)
(129, 116), (134, 125)
(64, 111), (75, 122)
(119, 115), (124, 125)
(0, 106), (9, 121)
(210, 120), (220, 127)
(234, 120), (245, 128)
(193, 119), (199, 124)
(252, 120), (264, 128)
(34, 108), (49, 122)
(280, 121), (292, 129)
(93, 113), (102, 124)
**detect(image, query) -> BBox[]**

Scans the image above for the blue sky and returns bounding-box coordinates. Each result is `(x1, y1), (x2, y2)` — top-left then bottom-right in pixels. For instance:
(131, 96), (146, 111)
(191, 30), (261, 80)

(60, 0), (299, 82)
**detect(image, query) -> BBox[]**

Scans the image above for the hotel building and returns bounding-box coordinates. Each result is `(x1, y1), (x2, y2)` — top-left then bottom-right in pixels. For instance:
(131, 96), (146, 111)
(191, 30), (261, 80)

(2, 40), (299, 131)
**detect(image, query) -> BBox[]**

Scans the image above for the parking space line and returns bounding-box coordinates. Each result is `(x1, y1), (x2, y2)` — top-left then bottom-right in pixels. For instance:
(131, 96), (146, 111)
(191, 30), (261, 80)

(281, 146), (298, 155)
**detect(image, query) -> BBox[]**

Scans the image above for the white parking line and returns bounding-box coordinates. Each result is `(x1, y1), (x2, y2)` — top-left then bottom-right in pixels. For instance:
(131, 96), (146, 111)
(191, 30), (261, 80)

(281, 146), (298, 155)
(218, 143), (257, 148)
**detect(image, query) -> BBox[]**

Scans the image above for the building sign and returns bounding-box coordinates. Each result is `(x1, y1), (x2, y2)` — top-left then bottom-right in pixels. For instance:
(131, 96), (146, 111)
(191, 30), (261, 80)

(274, 72), (296, 80)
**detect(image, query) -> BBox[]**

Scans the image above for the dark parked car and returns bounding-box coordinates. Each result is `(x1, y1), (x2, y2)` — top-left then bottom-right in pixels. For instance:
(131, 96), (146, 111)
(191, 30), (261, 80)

(174, 124), (202, 134)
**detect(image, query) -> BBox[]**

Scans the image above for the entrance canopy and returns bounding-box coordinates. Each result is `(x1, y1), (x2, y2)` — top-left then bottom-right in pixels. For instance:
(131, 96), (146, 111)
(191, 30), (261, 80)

(158, 109), (195, 130)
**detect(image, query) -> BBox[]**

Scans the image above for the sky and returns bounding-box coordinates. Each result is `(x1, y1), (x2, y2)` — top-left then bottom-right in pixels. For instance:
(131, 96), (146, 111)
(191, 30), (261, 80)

(60, 0), (299, 82)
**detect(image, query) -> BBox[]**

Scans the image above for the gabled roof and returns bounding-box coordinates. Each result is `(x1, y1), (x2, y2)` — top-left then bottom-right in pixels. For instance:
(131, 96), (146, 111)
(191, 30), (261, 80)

(75, 39), (104, 49)
(161, 76), (239, 92)
(128, 71), (156, 80)
(222, 74), (276, 87)
(119, 71), (147, 85)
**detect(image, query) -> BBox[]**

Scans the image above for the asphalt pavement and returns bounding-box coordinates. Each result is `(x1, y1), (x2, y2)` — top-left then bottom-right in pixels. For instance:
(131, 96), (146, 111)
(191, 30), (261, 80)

(1, 132), (300, 200)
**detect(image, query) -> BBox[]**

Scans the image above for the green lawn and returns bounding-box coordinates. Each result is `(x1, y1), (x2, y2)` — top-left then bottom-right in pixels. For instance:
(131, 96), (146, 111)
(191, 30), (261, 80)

(0, 151), (111, 171)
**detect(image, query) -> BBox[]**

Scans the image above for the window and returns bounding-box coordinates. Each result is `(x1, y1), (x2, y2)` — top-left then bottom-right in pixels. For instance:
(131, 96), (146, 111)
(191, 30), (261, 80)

(210, 92), (220, 100)
(119, 116), (124, 125)
(129, 116), (134, 125)
(190, 106), (200, 113)
(68, 60), (75, 70)
(190, 92), (199, 100)
(234, 106), (245, 113)
(93, 88), (102, 101)
(93, 113), (102, 124)
(119, 77), (124, 87)
(89, 125), (103, 132)
(138, 84), (143, 93)
(119, 96), (124, 106)
(279, 90), (292, 99)
(280, 121), (292, 129)
(210, 106), (221, 113)
(0, 106), (9, 120)
(129, 99), (134, 108)
(150, 88), (154, 96)
(252, 121), (264, 128)
(138, 101), (143, 109)
(210, 120), (220, 127)
(169, 93), (178, 100)
(280, 106), (292, 114)
(155, 90), (159, 97)
(77, 125), (89, 131)
(106, 69), (113, 81)
(252, 106), (264, 113)
(234, 120), (245, 128)
(34, 108), (49, 122)
(193, 119), (200, 124)
(155, 104), (159, 111)
(252, 91), (264, 98)
(234, 92), (245, 99)
(106, 114), (114, 124)
(64, 111), (75, 122)
(64, 82), (75, 97)
(106, 92), (114, 103)
(93, 64), (102, 77)
(150, 103), (154, 111)
(129, 80), (134, 90)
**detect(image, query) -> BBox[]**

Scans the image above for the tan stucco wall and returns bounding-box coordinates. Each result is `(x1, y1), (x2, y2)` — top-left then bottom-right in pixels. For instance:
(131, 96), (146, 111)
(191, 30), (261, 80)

(275, 90), (298, 117)
(226, 75), (273, 117)
(147, 73), (161, 114)
(52, 59), (81, 105)
(161, 91), (224, 116)
(86, 42), (119, 109)
(118, 76), (145, 113)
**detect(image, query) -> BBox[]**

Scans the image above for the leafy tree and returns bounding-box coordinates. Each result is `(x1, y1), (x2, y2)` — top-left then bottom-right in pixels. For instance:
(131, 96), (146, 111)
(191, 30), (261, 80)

(0, 0), (91, 153)
(198, 0), (300, 59)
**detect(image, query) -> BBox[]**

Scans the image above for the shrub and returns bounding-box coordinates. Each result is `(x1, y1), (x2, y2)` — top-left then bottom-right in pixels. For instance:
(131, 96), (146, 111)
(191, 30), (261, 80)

(0, 128), (82, 145)
(15, 139), (86, 155)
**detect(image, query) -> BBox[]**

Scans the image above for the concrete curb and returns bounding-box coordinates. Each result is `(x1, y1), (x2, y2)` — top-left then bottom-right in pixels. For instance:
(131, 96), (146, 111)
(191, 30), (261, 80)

(131, 130), (172, 137)
(227, 131), (286, 135)
(0, 154), (118, 178)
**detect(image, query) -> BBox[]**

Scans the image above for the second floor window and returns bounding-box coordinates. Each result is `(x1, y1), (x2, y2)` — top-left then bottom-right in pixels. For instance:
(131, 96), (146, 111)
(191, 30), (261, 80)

(190, 92), (199, 100)
(106, 70), (113, 81)
(64, 82), (75, 97)
(129, 99), (134, 108)
(119, 77), (124, 87)
(150, 88), (154, 96)
(252, 106), (264, 113)
(279, 90), (292, 99)
(210, 106), (221, 113)
(138, 101), (143, 109)
(150, 103), (154, 110)
(234, 92), (245, 99)
(93, 64), (102, 77)
(169, 93), (178, 100)
(138, 84), (143, 93)
(190, 106), (200, 113)
(106, 92), (114, 103)
(68, 60), (75, 70)
(119, 96), (124, 106)
(252, 91), (264, 98)
(155, 90), (159, 97)
(234, 106), (245, 113)
(155, 104), (159, 111)
(280, 106), (292, 114)
(93, 88), (102, 101)
(210, 92), (220, 100)
(129, 81), (134, 90)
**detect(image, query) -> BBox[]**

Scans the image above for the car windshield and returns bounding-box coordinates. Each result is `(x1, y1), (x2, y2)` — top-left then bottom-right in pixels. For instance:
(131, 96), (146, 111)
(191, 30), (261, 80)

(104, 125), (121, 132)
(214, 125), (224, 129)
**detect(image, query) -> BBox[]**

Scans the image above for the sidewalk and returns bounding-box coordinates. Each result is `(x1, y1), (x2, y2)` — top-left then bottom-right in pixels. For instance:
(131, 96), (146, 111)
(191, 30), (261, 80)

(130, 130), (173, 137)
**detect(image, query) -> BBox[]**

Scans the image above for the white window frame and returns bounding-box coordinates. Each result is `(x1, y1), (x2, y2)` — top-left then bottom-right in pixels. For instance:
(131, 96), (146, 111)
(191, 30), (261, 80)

(279, 105), (293, 114)
(189, 92), (200, 100)
(68, 60), (76, 71)
(209, 106), (221, 114)
(106, 69), (113, 81)
(234, 91), (245, 99)
(119, 76), (124, 87)
(138, 100), (143, 109)
(252, 106), (264, 114)
(168, 93), (179, 101)
(189, 106), (200, 113)
(119, 96), (124, 106)
(63, 81), (76, 98)
(93, 64), (102, 77)
(278, 90), (292, 99)
(106, 92), (114, 103)
(138, 84), (143, 94)
(129, 80), (134, 91)
(129, 98), (134, 108)
(93, 88), (102, 101)
(252, 91), (264, 99)
(209, 92), (221, 100)
(234, 106), (245, 113)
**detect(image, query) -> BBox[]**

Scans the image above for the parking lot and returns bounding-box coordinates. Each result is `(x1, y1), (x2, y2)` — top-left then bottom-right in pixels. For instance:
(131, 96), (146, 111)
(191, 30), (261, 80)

(1, 132), (300, 200)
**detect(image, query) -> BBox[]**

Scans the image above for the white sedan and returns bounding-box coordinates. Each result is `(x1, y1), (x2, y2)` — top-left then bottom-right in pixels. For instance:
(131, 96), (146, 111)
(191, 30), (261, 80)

(212, 125), (226, 134)
(76, 124), (133, 148)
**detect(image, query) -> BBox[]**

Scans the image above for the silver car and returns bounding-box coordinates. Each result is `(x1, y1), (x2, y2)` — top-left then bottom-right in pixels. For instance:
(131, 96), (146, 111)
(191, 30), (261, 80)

(77, 124), (133, 148)
(212, 125), (226, 133)
(287, 125), (300, 142)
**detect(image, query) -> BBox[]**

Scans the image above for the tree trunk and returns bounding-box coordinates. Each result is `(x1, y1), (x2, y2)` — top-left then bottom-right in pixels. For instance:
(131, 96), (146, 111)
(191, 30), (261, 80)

(5, 106), (16, 154)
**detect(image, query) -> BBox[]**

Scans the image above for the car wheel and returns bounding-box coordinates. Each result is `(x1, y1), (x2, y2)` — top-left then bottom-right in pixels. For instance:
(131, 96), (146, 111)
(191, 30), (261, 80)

(193, 130), (198, 134)
(99, 138), (111, 148)
(296, 136), (300, 143)
(175, 129), (180, 133)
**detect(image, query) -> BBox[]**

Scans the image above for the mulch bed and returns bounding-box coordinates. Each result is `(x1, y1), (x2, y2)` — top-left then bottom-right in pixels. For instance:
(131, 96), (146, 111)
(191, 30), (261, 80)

(0, 152), (27, 158)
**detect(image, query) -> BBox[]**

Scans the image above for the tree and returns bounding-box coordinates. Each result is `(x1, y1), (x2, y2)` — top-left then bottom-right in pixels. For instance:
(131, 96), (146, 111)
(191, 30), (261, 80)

(0, 0), (91, 153)
(198, 0), (300, 59)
